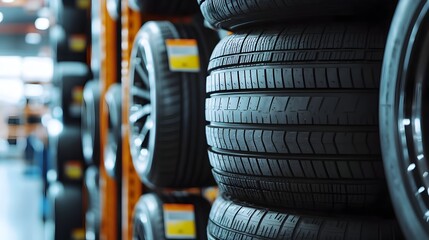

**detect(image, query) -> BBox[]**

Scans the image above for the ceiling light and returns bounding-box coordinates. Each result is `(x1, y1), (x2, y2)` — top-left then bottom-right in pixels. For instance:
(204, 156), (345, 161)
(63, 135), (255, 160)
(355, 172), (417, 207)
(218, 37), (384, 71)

(35, 17), (49, 30)
(0, 12), (3, 23)
(2, 0), (14, 3)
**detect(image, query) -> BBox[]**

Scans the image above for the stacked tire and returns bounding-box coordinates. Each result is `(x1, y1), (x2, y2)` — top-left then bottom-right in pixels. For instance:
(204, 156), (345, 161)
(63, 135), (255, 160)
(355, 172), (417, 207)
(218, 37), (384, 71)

(199, 1), (403, 239)
(127, 6), (219, 239)
(49, 0), (90, 63)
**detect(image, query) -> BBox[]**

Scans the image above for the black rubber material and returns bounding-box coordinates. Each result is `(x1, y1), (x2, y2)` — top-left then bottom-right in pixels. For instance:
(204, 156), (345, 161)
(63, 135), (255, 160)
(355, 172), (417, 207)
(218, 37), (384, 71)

(58, 62), (91, 125)
(199, 0), (397, 30)
(56, 126), (84, 184)
(129, 0), (198, 15)
(50, 0), (89, 63)
(380, 0), (429, 239)
(208, 195), (403, 240)
(85, 166), (100, 240)
(205, 22), (390, 212)
(128, 21), (217, 188)
(7, 116), (22, 125)
(27, 115), (42, 124)
(133, 193), (211, 240)
(82, 80), (101, 166)
(104, 83), (122, 179)
(54, 184), (84, 240)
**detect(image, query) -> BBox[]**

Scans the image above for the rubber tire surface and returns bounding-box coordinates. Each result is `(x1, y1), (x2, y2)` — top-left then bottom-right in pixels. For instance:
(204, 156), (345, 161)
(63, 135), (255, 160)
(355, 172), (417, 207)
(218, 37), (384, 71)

(199, 0), (397, 30)
(208, 195), (402, 240)
(56, 126), (84, 184)
(129, 21), (217, 188)
(82, 80), (101, 165)
(129, 0), (198, 15)
(379, 0), (429, 238)
(104, 83), (122, 179)
(58, 62), (91, 125)
(206, 22), (390, 212)
(54, 184), (84, 240)
(85, 166), (100, 240)
(50, 0), (89, 62)
(133, 193), (211, 240)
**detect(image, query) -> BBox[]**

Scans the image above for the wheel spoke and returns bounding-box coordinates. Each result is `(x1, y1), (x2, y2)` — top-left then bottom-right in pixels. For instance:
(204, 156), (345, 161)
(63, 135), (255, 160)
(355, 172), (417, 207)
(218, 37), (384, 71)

(132, 86), (150, 100)
(135, 57), (149, 87)
(133, 116), (153, 148)
(129, 104), (152, 124)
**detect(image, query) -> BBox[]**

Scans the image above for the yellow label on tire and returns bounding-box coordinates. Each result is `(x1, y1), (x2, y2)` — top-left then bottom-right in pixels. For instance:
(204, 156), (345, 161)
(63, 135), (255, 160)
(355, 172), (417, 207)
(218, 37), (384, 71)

(163, 204), (196, 239)
(65, 161), (82, 180)
(69, 35), (86, 53)
(71, 228), (85, 240)
(165, 39), (200, 72)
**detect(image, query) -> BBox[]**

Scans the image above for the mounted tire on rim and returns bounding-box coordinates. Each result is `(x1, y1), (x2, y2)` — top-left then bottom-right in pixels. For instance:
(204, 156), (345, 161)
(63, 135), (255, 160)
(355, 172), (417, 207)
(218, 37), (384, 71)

(380, 0), (429, 238)
(104, 83), (122, 179)
(128, 21), (218, 188)
(132, 193), (211, 240)
(82, 80), (101, 166)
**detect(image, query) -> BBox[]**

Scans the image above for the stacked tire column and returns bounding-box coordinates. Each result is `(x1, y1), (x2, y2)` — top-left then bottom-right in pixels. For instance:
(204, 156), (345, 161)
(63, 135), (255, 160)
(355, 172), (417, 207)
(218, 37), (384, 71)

(124, 1), (220, 239)
(48, 1), (92, 239)
(199, 1), (404, 239)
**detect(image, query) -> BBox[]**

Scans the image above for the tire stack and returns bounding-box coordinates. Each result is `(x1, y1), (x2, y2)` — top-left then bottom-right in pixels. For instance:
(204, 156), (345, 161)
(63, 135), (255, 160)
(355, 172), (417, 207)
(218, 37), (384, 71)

(49, 0), (91, 63)
(127, 2), (219, 238)
(47, 1), (92, 239)
(199, 1), (404, 239)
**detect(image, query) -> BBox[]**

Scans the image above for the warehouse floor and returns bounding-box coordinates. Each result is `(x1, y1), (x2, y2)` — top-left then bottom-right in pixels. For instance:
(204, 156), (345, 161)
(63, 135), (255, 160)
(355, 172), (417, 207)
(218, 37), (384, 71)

(0, 158), (44, 240)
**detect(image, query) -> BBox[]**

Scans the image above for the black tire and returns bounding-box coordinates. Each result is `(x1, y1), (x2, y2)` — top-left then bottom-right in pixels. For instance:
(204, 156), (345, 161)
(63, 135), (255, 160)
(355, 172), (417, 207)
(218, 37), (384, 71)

(104, 83), (122, 179)
(199, 0), (397, 30)
(56, 126), (84, 184)
(128, 0), (198, 15)
(208, 194), (403, 240)
(128, 21), (217, 188)
(82, 80), (101, 166)
(379, 0), (429, 238)
(85, 166), (100, 240)
(50, 0), (89, 63)
(206, 22), (390, 212)
(54, 184), (84, 240)
(58, 62), (91, 125)
(133, 193), (211, 240)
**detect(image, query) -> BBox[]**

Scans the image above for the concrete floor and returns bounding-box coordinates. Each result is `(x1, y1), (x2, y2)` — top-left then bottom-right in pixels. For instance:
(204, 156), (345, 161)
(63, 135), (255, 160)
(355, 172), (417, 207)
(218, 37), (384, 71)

(0, 158), (44, 240)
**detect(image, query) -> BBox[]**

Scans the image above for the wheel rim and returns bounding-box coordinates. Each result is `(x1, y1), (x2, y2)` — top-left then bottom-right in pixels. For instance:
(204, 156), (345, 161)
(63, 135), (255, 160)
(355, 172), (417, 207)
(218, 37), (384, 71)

(398, 1), (429, 228)
(129, 35), (156, 176)
(82, 96), (94, 161)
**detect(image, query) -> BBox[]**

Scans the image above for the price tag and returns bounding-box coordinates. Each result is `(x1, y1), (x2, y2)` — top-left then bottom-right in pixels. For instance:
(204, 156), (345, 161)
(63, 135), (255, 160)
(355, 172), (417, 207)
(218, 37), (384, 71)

(165, 39), (200, 72)
(163, 204), (196, 239)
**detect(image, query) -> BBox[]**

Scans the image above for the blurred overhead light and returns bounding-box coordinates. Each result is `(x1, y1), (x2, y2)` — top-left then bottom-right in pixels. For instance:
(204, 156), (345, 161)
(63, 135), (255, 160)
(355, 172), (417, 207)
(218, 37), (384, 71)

(1, 0), (14, 3)
(35, 17), (49, 30)
(25, 33), (41, 45)
(0, 12), (3, 23)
